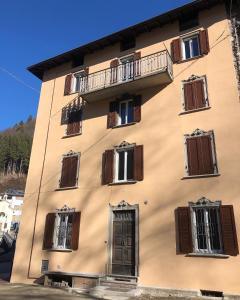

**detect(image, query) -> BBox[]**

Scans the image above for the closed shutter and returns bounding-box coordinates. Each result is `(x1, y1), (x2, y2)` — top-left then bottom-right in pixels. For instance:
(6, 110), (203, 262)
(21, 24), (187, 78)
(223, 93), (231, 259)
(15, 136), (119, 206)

(134, 52), (141, 77)
(184, 82), (195, 111)
(198, 135), (214, 175)
(107, 101), (118, 128)
(171, 38), (182, 63)
(186, 135), (214, 176)
(43, 213), (55, 250)
(175, 207), (193, 254)
(199, 29), (210, 55)
(71, 212), (81, 250)
(66, 110), (82, 135)
(64, 74), (72, 95)
(133, 145), (143, 181)
(102, 150), (114, 185)
(186, 137), (199, 175)
(110, 59), (119, 84)
(193, 80), (205, 109)
(184, 80), (205, 111)
(220, 205), (239, 256)
(133, 95), (141, 123)
(59, 155), (79, 188)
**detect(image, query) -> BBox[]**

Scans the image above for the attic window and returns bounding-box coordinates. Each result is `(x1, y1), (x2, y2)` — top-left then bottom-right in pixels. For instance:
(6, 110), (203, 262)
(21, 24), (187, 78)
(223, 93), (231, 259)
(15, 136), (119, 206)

(120, 36), (136, 52)
(72, 56), (84, 68)
(179, 12), (199, 31)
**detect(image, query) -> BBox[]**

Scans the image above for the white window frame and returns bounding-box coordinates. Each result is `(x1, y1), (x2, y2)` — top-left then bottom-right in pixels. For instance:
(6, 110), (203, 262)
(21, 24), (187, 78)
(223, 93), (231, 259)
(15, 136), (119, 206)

(183, 129), (218, 178)
(181, 32), (200, 60)
(181, 75), (209, 113)
(114, 144), (135, 183)
(117, 99), (134, 126)
(190, 200), (223, 254)
(72, 70), (86, 93)
(53, 212), (73, 250)
(119, 54), (135, 82)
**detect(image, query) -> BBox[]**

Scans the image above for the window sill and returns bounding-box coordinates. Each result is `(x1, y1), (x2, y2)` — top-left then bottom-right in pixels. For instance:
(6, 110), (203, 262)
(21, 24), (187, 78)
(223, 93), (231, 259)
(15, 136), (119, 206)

(182, 174), (220, 180)
(55, 186), (78, 191)
(179, 106), (211, 115)
(179, 54), (204, 64)
(46, 248), (73, 253)
(186, 253), (229, 259)
(62, 133), (82, 139)
(112, 122), (136, 129)
(109, 180), (137, 186)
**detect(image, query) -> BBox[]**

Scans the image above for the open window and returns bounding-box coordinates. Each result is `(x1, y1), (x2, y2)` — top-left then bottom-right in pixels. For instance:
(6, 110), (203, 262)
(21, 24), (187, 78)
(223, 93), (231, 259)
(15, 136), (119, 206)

(102, 141), (143, 185)
(176, 197), (239, 256)
(43, 206), (80, 251)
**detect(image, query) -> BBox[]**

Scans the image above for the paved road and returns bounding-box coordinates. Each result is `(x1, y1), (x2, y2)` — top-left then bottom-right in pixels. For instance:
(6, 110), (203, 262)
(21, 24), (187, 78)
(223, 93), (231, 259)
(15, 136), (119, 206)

(0, 283), (99, 300)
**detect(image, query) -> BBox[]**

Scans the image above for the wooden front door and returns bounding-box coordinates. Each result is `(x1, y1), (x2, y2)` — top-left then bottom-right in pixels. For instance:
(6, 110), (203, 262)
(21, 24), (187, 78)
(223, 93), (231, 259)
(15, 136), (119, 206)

(112, 210), (135, 276)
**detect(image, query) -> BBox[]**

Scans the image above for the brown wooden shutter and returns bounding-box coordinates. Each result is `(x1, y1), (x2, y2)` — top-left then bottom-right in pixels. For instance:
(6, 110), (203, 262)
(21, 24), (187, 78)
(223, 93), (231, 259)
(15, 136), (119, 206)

(184, 82), (195, 111)
(186, 137), (199, 175)
(64, 74), (72, 95)
(60, 155), (79, 188)
(71, 212), (81, 250)
(175, 207), (193, 254)
(133, 145), (144, 181)
(193, 80), (205, 109)
(107, 101), (118, 128)
(198, 135), (214, 175)
(133, 95), (141, 123)
(171, 38), (182, 63)
(43, 213), (55, 250)
(184, 80), (205, 111)
(66, 110), (82, 136)
(102, 150), (114, 185)
(199, 29), (210, 55)
(110, 59), (119, 84)
(220, 205), (239, 256)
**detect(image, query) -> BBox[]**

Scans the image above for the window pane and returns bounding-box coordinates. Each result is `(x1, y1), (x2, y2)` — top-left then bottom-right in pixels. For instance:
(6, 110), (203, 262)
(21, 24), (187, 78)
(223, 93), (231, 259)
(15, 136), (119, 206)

(118, 151), (125, 180)
(195, 209), (207, 250)
(192, 36), (200, 57)
(66, 214), (73, 249)
(184, 40), (191, 59)
(208, 208), (221, 251)
(57, 214), (67, 247)
(127, 149), (134, 180)
(75, 76), (81, 91)
(120, 102), (127, 125)
(127, 101), (134, 123)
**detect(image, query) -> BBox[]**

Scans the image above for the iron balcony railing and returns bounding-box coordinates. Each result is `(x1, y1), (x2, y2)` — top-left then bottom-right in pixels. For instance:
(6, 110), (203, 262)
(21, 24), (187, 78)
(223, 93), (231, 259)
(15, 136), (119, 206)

(77, 49), (173, 95)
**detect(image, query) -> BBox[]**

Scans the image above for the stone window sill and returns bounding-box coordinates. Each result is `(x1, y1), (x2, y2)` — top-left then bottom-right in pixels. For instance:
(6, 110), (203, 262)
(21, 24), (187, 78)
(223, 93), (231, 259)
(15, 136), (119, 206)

(62, 133), (82, 139)
(186, 253), (229, 259)
(55, 186), (78, 191)
(182, 174), (220, 180)
(46, 248), (73, 253)
(178, 54), (204, 64)
(112, 122), (136, 129)
(179, 106), (211, 115)
(109, 180), (137, 186)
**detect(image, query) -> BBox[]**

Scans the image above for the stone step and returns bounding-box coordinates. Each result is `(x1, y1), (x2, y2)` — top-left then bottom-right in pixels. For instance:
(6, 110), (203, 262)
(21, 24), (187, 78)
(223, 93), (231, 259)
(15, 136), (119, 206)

(100, 279), (137, 289)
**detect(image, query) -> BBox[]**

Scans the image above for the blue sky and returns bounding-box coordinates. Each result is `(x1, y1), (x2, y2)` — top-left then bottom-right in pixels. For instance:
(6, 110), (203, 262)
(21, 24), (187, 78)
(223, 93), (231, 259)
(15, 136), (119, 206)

(0, 0), (193, 131)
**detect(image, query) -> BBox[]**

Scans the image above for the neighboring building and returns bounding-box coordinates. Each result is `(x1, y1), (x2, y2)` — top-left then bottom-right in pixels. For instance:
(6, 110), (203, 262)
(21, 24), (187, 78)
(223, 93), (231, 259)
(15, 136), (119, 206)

(11, 0), (240, 296)
(0, 190), (24, 236)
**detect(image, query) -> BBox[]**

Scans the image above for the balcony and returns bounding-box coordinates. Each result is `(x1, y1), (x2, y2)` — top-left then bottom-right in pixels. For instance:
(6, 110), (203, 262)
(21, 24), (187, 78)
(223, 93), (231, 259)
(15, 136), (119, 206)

(77, 50), (173, 102)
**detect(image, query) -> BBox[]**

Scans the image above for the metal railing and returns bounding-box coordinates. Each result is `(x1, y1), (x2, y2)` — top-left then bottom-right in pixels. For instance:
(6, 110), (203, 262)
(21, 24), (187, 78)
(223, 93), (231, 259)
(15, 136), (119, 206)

(77, 50), (173, 94)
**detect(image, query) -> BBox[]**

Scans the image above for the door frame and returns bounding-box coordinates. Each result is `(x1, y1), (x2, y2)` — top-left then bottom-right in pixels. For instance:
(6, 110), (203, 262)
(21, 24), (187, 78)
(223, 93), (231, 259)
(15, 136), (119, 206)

(108, 200), (139, 277)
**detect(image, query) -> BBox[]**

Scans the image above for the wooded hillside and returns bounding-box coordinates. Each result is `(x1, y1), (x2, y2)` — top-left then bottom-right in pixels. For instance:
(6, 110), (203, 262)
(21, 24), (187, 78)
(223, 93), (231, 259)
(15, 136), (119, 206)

(0, 116), (35, 192)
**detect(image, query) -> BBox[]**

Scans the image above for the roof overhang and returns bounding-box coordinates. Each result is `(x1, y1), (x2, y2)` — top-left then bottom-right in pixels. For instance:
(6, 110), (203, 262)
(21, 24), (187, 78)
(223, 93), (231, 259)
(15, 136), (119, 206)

(28, 0), (224, 80)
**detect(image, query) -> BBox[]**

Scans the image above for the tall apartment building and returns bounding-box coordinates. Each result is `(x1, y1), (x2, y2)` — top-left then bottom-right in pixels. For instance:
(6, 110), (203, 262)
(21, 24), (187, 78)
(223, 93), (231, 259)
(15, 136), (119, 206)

(11, 0), (240, 296)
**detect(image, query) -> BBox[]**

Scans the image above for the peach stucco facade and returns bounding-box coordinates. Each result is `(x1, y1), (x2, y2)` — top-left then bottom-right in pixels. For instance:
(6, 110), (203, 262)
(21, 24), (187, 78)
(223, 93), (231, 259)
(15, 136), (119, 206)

(11, 2), (240, 295)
